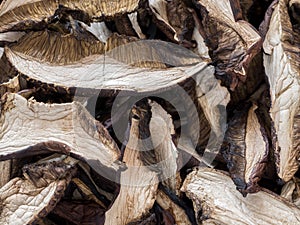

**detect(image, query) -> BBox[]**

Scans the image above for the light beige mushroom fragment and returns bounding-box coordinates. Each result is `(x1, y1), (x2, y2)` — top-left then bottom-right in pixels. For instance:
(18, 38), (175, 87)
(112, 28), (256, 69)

(0, 93), (122, 180)
(181, 168), (300, 225)
(0, 75), (21, 97)
(194, 65), (230, 166)
(104, 110), (158, 225)
(0, 31), (25, 42)
(150, 102), (179, 193)
(156, 190), (191, 225)
(128, 12), (146, 39)
(263, 0), (300, 182)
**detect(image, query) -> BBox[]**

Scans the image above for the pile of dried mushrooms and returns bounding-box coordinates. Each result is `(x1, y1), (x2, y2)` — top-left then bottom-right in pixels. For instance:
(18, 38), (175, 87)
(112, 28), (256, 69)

(0, 0), (299, 224)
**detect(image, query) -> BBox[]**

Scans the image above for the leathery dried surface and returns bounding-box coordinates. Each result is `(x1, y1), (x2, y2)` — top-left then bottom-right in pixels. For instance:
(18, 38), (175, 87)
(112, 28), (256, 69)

(181, 168), (300, 225)
(0, 93), (122, 180)
(0, 157), (76, 225)
(263, 0), (300, 182)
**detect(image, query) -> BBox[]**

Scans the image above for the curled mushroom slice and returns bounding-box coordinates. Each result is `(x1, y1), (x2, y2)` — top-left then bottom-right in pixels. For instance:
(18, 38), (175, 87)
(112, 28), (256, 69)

(181, 168), (300, 225)
(5, 31), (206, 94)
(0, 93), (123, 181)
(263, 0), (300, 182)
(222, 103), (269, 195)
(0, 0), (58, 32)
(0, 156), (77, 225)
(149, 101), (179, 194)
(104, 101), (159, 225)
(193, 0), (262, 90)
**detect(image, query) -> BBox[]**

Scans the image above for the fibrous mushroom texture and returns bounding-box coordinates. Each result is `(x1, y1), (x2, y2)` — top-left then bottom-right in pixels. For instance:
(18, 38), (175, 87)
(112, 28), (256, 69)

(0, 157), (77, 225)
(181, 168), (300, 225)
(0, 93), (122, 180)
(263, 0), (300, 182)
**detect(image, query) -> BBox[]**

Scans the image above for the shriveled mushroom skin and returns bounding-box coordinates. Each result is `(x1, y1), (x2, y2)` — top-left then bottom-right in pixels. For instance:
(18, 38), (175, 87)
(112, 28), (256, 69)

(0, 158), (77, 225)
(263, 0), (300, 182)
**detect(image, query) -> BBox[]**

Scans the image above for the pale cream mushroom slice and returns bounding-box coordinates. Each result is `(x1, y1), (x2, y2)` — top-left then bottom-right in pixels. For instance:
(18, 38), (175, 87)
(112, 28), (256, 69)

(181, 168), (300, 225)
(263, 0), (300, 182)
(0, 93), (123, 181)
(104, 101), (159, 225)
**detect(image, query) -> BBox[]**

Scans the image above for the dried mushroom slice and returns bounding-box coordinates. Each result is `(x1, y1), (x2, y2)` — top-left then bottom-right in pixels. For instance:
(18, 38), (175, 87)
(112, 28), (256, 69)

(193, 0), (262, 90)
(59, 0), (140, 18)
(0, 93), (123, 181)
(5, 33), (206, 93)
(181, 168), (300, 225)
(263, 0), (300, 182)
(8, 30), (136, 65)
(0, 0), (58, 32)
(104, 102), (159, 225)
(0, 157), (76, 225)
(149, 102), (179, 194)
(222, 104), (269, 195)
(149, 0), (195, 45)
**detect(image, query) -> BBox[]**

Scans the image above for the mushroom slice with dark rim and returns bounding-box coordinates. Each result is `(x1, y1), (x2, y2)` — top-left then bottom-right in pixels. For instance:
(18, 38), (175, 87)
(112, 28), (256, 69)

(0, 93), (123, 181)
(0, 0), (58, 32)
(0, 156), (77, 225)
(222, 103), (269, 195)
(181, 168), (300, 225)
(192, 0), (262, 90)
(263, 0), (300, 182)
